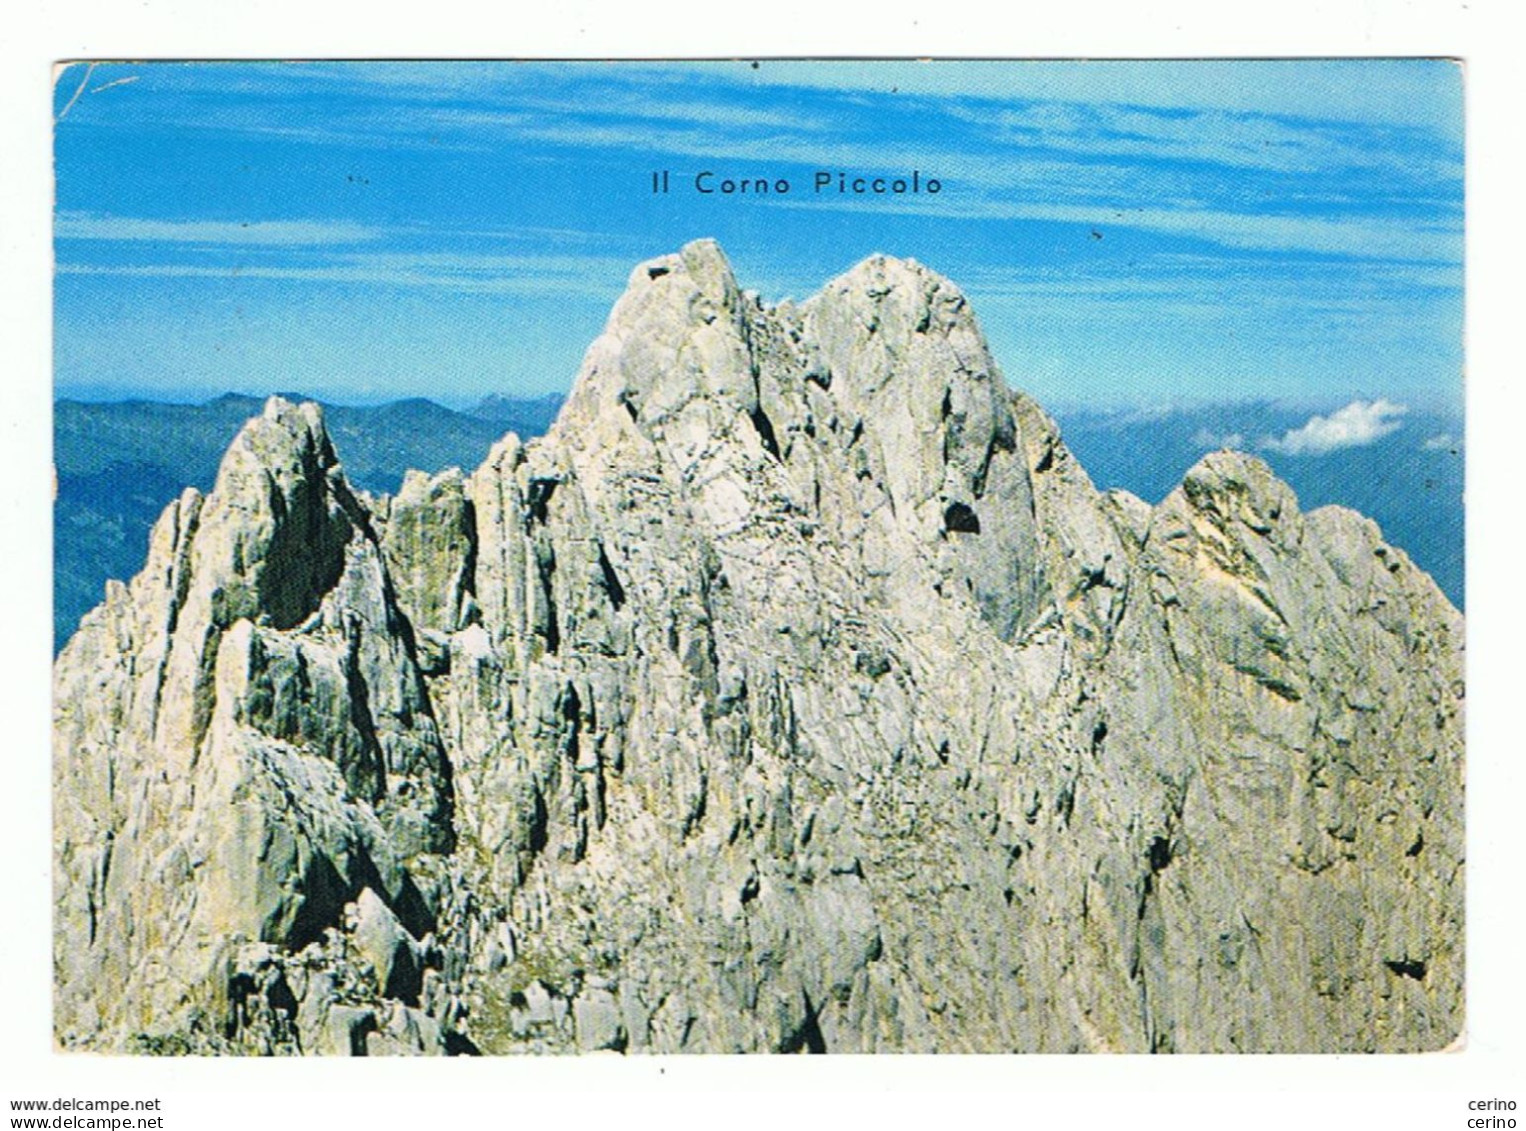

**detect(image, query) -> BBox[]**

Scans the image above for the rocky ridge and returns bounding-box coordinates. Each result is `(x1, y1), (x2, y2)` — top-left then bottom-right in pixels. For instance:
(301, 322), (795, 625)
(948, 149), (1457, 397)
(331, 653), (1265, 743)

(53, 240), (1464, 1054)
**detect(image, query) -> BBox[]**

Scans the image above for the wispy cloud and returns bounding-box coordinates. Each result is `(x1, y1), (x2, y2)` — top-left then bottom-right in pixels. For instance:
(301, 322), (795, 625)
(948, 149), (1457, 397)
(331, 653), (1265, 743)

(1261, 399), (1408, 455)
(56, 211), (379, 246)
(189, 59), (1462, 134)
(950, 100), (1461, 182)
(116, 67), (1452, 267)
(58, 63), (1461, 268)
(55, 249), (635, 299)
(1193, 427), (1246, 450)
(511, 95), (825, 132)
(53, 209), (650, 298)
(443, 109), (1459, 263)
(675, 60), (1464, 134)
(768, 194), (1460, 263)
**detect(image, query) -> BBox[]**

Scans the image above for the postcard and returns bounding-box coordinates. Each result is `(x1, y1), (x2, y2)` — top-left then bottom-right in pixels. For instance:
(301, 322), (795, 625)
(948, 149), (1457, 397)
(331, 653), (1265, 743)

(50, 59), (1464, 1056)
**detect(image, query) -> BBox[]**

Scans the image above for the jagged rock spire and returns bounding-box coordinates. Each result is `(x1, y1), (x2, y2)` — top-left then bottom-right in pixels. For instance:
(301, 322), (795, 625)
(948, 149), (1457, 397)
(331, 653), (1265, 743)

(54, 243), (1463, 1055)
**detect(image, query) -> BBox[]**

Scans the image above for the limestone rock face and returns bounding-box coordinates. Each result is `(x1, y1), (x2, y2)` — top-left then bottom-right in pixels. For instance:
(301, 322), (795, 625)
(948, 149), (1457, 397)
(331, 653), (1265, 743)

(54, 241), (1464, 1054)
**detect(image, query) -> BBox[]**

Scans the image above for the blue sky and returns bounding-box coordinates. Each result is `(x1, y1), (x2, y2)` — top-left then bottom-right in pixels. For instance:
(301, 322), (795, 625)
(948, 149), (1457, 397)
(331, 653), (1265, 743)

(53, 60), (1463, 412)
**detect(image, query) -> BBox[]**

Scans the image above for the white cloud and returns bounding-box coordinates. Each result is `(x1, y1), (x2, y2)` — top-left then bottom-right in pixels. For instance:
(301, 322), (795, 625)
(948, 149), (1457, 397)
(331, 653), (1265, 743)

(1262, 399), (1408, 456)
(1193, 428), (1245, 450)
(55, 249), (635, 299)
(55, 212), (379, 246)
(672, 60), (1463, 134)
(174, 60), (1466, 135)
(1423, 432), (1460, 451)
(951, 100), (1461, 182)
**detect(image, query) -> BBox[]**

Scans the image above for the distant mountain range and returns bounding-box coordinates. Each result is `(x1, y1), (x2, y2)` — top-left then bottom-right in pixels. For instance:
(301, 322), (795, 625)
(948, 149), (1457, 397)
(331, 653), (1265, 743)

(53, 391), (1462, 652)
(54, 392), (565, 650)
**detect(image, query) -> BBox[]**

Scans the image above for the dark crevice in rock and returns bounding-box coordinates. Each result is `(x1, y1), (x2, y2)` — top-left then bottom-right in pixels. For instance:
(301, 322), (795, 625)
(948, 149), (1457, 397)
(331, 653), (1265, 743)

(1258, 675), (1302, 702)
(1147, 835), (1173, 874)
(99, 830), (114, 902)
(281, 845), (436, 956)
(459, 497), (480, 615)
(526, 785), (550, 857)
(680, 770), (709, 839)
(750, 405), (781, 461)
(597, 544), (627, 611)
(282, 852), (351, 951)
(340, 625), (387, 802)
(972, 435), (1004, 500)
(944, 501), (981, 535)
(348, 1011), (378, 1055)
(267, 972), (299, 1022)
(779, 990), (827, 1053)
(161, 497), (202, 644)
(536, 543), (560, 654)
(224, 972), (256, 1040)
(562, 682), (583, 766)
(444, 1031), (481, 1055)
(1055, 780), (1076, 828)
(186, 624), (224, 750)
(387, 870), (439, 942)
(1079, 566), (1110, 593)
(257, 475), (353, 634)
(1384, 957), (1427, 981)
(526, 478), (558, 526)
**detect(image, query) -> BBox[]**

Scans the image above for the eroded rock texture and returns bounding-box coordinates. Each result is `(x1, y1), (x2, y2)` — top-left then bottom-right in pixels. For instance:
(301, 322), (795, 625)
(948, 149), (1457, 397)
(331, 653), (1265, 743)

(54, 241), (1463, 1054)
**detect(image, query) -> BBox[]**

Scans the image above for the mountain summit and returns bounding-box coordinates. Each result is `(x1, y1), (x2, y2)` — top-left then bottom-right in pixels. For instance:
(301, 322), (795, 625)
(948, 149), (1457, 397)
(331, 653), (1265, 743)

(54, 241), (1463, 1054)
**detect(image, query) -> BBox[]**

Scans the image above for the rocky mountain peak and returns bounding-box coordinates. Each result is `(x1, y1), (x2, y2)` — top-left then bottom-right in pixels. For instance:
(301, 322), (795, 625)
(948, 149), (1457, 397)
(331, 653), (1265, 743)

(196, 396), (359, 631)
(810, 250), (974, 339)
(54, 244), (1463, 1055)
(1177, 449), (1299, 533)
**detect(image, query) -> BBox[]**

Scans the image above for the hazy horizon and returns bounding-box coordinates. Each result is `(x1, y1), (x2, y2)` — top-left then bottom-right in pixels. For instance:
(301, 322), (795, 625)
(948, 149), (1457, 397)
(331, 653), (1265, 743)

(51, 382), (1468, 422)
